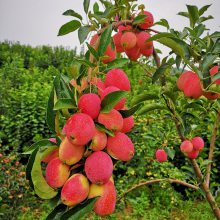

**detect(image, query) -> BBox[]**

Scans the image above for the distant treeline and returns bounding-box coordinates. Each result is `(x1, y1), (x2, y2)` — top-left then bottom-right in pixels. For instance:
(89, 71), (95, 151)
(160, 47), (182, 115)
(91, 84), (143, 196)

(0, 41), (83, 152)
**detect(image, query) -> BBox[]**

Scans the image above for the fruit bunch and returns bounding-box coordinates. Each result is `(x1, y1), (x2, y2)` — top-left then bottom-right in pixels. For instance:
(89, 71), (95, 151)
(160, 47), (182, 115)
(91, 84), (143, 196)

(89, 10), (154, 63)
(180, 137), (205, 159)
(177, 66), (220, 100)
(42, 68), (135, 216)
(113, 10), (154, 61)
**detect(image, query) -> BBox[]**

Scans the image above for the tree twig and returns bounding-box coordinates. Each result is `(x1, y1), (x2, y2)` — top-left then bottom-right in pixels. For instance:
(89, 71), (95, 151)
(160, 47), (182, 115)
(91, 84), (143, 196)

(97, 20), (161, 35)
(153, 48), (161, 67)
(205, 109), (220, 187)
(97, 20), (133, 35)
(148, 28), (160, 34)
(190, 159), (220, 219)
(117, 178), (198, 201)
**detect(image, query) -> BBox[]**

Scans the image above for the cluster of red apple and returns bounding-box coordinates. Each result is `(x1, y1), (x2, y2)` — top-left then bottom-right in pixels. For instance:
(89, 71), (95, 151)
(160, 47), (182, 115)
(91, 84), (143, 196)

(113, 10), (154, 61)
(42, 68), (135, 216)
(177, 66), (220, 100)
(180, 137), (205, 159)
(155, 136), (205, 162)
(89, 10), (154, 63)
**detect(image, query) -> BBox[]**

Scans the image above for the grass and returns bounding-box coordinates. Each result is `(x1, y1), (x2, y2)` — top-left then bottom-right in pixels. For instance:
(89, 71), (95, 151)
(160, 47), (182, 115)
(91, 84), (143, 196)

(18, 193), (217, 220)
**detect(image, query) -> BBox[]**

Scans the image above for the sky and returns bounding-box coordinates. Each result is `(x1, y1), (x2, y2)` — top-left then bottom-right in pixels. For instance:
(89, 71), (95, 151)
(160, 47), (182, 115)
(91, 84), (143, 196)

(0, 0), (220, 55)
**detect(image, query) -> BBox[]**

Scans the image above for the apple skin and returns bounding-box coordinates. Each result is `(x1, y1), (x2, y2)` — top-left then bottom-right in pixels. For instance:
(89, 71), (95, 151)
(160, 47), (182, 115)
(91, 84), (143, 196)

(61, 174), (90, 206)
(98, 109), (123, 132)
(180, 140), (193, 153)
(85, 151), (113, 185)
(138, 11), (154, 29)
(191, 137), (204, 151)
(59, 137), (85, 166)
(45, 158), (70, 188)
(90, 128), (107, 151)
(155, 149), (168, 162)
(107, 132), (135, 161)
(88, 179), (116, 216)
(120, 32), (137, 50)
(105, 68), (131, 91)
(177, 71), (203, 99)
(187, 150), (199, 159)
(62, 113), (96, 146)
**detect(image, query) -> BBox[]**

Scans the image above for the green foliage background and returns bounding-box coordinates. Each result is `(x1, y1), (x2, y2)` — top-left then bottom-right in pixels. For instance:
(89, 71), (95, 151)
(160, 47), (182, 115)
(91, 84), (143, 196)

(0, 41), (219, 219)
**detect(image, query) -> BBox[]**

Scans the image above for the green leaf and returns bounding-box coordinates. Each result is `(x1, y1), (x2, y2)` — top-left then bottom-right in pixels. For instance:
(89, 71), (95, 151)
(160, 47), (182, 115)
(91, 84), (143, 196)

(107, 58), (129, 69)
(147, 33), (175, 42)
(154, 19), (170, 29)
(162, 90), (177, 104)
(86, 43), (99, 60)
(78, 26), (91, 44)
(60, 198), (97, 220)
(186, 5), (199, 28)
(77, 65), (87, 84)
(211, 39), (220, 54)
(131, 4), (138, 10)
(49, 190), (61, 206)
(98, 25), (112, 56)
(46, 204), (67, 220)
(95, 123), (114, 136)
(157, 37), (190, 60)
(194, 24), (205, 37)
(199, 5), (211, 16)
(152, 63), (171, 83)
(184, 102), (207, 112)
(211, 71), (220, 83)
(83, 0), (90, 14)
(131, 91), (159, 105)
(54, 75), (75, 100)
(73, 58), (95, 67)
(177, 12), (189, 18)
(99, 0), (112, 8)
(119, 104), (143, 118)
(138, 104), (167, 115)
(104, 7), (119, 19)
(201, 54), (218, 72)
(93, 2), (99, 13)
(132, 15), (147, 25)
(199, 15), (214, 23)
(25, 140), (56, 190)
(176, 55), (181, 69)
(23, 139), (54, 155)
(53, 75), (62, 99)
(54, 98), (76, 110)
(32, 146), (58, 199)
(210, 32), (220, 39)
(206, 84), (220, 94)
(46, 86), (56, 133)
(182, 112), (199, 121)
(165, 148), (175, 160)
(63, 9), (82, 20)
(201, 159), (212, 166)
(58, 20), (81, 36)
(101, 90), (127, 113)
(26, 148), (39, 189)
(147, 33), (190, 59)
